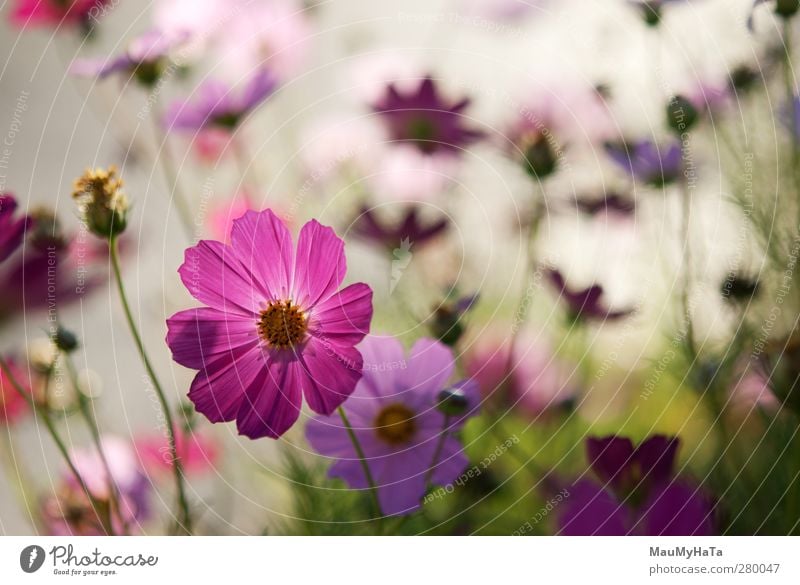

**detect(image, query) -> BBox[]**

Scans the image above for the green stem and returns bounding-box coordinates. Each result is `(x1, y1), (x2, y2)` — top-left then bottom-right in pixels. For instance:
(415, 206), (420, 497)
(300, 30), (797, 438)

(0, 356), (114, 534)
(62, 352), (129, 535)
(109, 236), (193, 534)
(337, 406), (382, 520)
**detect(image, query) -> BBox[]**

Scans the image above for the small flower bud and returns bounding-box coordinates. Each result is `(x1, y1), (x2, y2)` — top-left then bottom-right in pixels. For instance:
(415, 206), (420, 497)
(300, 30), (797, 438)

(437, 387), (470, 416)
(522, 134), (559, 179)
(72, 166), (129, 239)
(666, 95), (698, 134)
(776, 0), (800, 18)
(53, 327), (79, 353)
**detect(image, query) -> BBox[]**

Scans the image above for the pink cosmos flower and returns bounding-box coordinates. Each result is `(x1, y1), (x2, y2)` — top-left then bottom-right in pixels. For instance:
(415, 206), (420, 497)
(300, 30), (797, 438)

(10, 0), (110, 29)
(137, 428), (219, 477)
(306, 336), (479, 516)
(0, 356), (31, 425)
(166, 209), (374, 439)
(43, 437), (150, 535)
(0, 194), (31, 263)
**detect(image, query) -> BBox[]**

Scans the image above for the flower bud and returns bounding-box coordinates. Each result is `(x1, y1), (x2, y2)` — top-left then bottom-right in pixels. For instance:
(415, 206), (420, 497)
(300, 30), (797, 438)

(437, 387), (470, 416)
(53, 327), (79, 353)
(72, 166), (129, 239)
(522, 134), (558, 179)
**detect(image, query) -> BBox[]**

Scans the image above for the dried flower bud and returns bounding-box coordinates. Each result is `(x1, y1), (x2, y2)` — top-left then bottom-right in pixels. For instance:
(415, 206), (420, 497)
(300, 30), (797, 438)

(29, 206), (68, 250)
(72, 166), (129, 239)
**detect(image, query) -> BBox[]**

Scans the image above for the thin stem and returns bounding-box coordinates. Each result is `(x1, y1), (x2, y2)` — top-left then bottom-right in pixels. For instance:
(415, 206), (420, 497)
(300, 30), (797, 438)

(678, 136), (696, 357)
(424, 415), (451, 487)
(109, 235), (193, 534)
(0, 356), (114, 534)
(0, 431), (39, 529)
(62, 352), (129, 535)
(151, 104), (196, 242)
(337, 406), (381, 519)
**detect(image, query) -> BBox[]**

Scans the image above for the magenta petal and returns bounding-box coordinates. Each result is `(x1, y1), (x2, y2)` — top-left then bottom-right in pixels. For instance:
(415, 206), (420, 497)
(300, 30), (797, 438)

(402, 338), (455, 399)
(230, 209), (293, 300)
(179, 240), (261, 316)
(235, 356), (302, 439)
(292, 219), (346, 307)
(188, 344), (265, 424)
(166, 308), (258, 369)
(309, 283), (373, 346)
(299, 338), (363, 415)
(638, 481), (714, 536)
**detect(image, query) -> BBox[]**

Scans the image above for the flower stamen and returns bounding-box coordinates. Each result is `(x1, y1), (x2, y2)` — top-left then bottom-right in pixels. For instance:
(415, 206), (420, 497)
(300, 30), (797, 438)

(257, 300), (308, 349)
(374, 403), (416, 445)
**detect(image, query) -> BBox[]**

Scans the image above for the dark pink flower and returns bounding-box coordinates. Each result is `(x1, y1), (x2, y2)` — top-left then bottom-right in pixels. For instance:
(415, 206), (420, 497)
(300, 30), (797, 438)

(351, 205), (448, 251)
(546, 269), (634, 322)
(10, 0), (110, 30)
(166, 209), (373, 439)
(0, 194), (32, 263)
(0, 356), (31, 425)
(372, 76), (484, 156)
(137, 428), (219, 477)
(306, 336), (479, 516)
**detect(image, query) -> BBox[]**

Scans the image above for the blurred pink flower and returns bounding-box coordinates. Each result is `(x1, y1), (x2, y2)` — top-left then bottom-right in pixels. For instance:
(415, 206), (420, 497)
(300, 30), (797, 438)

(205, 191), (256, 242)
(137, 428), (219, 477)
(10, 0), (110, 30)
(0, 356), (31, 425)
(465, 334), (576, 417)
(368, 145), (460, 202)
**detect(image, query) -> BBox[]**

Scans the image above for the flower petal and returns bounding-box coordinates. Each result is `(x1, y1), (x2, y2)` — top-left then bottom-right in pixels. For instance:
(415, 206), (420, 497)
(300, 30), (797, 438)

(557, 480), (629, 536)
(308, 282), (373, 346)
(230, 209), (293, 300)
(357, 336), (407, 399)
(402, 338), (454, 400)
(292, 219), (346, 307)
(188, 344), (265, 424)
(235, 356), (302, 439)
(166, 307), (258, 369)
(298, 338), (363, 415)
(178, 240), (261, 316)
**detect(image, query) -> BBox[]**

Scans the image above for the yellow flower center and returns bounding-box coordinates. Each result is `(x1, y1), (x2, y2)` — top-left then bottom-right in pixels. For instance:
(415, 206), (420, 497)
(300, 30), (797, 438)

(374, 404), (417, 445)
(257, 300), (308, 349)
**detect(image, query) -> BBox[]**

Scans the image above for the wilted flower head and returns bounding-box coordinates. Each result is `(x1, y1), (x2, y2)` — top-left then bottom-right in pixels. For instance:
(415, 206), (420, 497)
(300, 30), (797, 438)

(546, 269), (634, 322)
(71, 29), (188, 86)
(372, 76), (484, 156)
(0, 194), (32, 263)
(306, 336), (479, 516)
(72, 166), (129, 239)
(164, 69), (277, 132)
(605, 139), (682, 187)
(558, 435), (714, 535)
(351, 205), (448, 251)
(9, 0), (111, 30)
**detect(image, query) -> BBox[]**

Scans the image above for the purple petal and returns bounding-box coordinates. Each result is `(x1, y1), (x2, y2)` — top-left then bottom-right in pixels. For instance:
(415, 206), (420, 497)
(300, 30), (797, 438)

(230, 209), (293, 301)
(586, 436), (636, 492)
(558, 480), (630, 535)
(635, 435), (679, 486)
(166, 307), (258, 369)
(402, 338), (455, 401)
(637, 481), (715, 535)
(178, 239), (261, 316)
(429, 438), (469, 486)
(292, 219), (346, 308)
(308, 282), (373, 346)
(305, 413), (358, 459)
(357, 336), (407, 399)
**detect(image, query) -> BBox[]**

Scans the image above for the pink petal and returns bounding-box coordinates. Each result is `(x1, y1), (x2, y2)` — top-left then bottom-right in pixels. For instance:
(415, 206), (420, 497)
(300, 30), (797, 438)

(292, 219), (346, 307)
(166, 307), (258, 369)
(308, 282), (373, 346)
(179, 240), (261, 316)
(230, 209), (293, 300)
(188, 344), (266, 423)
(298, 338), (363, 415)
(235, 356), (302, 439)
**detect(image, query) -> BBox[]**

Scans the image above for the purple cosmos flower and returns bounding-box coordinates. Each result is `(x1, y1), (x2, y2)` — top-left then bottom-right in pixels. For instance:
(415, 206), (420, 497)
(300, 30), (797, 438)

(166, 209), (374, 439)
(546, 269), (634, 322)
(351, 205), (448, 251)
(0, 194), (31, 263)
(605, 139), (683, 186)
(558, 435), (714, 535)
(306, 336), (479, 516)
(163, 69), (278, 132)
(71, 29), (188, 85)
(574, 193), (635, 218)
(372, 76), (484, 156)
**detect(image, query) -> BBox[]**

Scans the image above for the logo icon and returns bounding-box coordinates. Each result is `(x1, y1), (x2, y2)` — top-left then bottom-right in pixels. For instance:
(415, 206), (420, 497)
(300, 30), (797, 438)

(20, 545), (45, 573)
